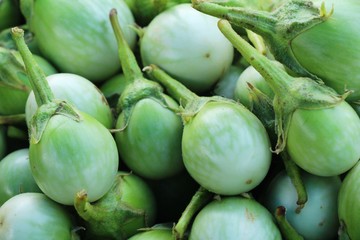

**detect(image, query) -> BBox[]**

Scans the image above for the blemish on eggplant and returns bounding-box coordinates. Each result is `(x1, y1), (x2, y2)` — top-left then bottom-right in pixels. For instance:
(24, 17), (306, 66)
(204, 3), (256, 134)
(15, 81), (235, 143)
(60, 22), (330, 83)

(245, 208), (255, 222)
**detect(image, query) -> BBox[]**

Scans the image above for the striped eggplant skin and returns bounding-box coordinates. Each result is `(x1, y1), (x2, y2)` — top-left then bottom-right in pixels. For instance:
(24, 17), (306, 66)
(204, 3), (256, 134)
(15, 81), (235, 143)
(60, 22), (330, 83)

(0, 193), (77, 240)
(287, 100), (360, 177)
(115, 95), (184, 180)
(23, 0), (136, 82)
(140, 3), (234, 94)
(189, 197), (282, 240)
(25, 73), (114, 129)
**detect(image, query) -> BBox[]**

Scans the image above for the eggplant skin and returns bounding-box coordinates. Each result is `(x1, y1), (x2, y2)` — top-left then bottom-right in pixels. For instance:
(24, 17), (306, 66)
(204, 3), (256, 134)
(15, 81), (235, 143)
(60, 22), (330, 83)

(27, 0), (136, 82)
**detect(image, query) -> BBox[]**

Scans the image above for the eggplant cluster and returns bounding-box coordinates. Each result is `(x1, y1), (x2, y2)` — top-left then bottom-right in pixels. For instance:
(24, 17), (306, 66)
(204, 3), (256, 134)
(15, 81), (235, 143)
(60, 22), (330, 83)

(0, 0), (359, 239)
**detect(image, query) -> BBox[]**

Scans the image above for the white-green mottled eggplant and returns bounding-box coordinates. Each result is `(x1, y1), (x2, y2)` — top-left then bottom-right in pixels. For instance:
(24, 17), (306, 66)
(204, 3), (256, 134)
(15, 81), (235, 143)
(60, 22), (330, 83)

(11, 27), (119, 205)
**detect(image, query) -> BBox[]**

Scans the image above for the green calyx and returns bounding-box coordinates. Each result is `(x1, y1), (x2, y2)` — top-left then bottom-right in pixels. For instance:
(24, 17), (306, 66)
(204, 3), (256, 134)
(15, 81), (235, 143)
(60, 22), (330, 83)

(74, 173), (151, 239)
(180, 96), (237, 125)
(11, 27), (82, 143)
(246, 82), (276, 139)
(115, 79), (168, 130)
(29, 101), (81, 144)
(192, 0), (333, 79)
(110, 9), (174, 131)
(218, 19), (347, 154)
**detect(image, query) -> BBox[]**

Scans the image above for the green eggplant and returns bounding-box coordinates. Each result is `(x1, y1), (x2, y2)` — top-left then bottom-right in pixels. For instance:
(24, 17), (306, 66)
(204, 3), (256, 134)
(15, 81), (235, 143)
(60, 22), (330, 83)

(74, 172), (157, 240)
(20, 0), (137, 82)
(110, 9), (184, 180)
(11, 27), (119, 205)
(0, 148), (41, 206)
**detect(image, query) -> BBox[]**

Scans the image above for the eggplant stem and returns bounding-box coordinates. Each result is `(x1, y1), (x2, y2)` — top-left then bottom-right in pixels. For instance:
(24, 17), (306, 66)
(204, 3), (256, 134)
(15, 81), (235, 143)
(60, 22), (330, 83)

(192, 0), (276, 33)
(11, 27), (54, 106)
(218, 19), (290, 98)
(109, 8), (143, 82)
(173, 186), (213, 240)
(143, 64), (199, 107)
(0, 113), (26, 125)
(281, 150), (307, 210)
(74, 189), (93, 221)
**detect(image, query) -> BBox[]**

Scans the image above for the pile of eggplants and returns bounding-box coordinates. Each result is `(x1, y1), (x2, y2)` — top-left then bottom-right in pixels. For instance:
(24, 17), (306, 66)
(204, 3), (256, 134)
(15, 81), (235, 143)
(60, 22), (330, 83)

(0, 0), (360, 239)
(144, 64), (272, 196)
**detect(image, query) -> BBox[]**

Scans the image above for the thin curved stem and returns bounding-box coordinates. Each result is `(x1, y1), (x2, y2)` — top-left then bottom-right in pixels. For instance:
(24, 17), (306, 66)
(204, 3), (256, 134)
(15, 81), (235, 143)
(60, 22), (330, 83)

(11, 27), (54, 106)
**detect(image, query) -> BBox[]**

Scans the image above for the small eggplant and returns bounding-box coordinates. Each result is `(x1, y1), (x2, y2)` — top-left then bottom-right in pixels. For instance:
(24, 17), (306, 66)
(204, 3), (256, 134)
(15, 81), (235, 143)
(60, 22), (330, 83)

(20, 0), (137, 82)
(11, 27), (119, 205)
(0, 193), (80, 239)
(110, 9), (184, 180)
(140, 3), (234, 94)
(74, 172), (157, 240)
